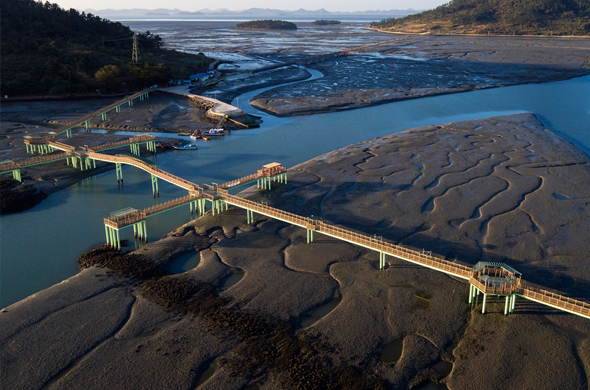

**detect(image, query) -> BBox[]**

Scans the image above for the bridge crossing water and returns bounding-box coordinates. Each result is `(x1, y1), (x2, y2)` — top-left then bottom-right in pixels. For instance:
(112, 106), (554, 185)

(3, 79), (589, 320)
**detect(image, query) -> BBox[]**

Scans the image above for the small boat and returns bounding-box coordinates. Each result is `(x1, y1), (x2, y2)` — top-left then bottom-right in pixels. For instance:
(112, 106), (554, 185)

(208, 128), (224, 136)
(189, 134), (199, 140)
(177, 132), (192, 136)
(201, 135), (211, 141)
(172, 144), (197, 150)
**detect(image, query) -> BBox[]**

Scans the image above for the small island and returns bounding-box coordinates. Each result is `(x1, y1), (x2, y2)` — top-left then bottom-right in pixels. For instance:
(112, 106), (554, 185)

(312, 20), (341, 25)
(235, 20), (297, 30)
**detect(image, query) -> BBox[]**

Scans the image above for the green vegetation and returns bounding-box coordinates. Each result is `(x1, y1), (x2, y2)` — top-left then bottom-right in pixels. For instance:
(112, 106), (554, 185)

(312, 20), (341, 26)
(371, 0), (590, 36)
(0, 0), (214, 97)
(236, 20), (297, 30)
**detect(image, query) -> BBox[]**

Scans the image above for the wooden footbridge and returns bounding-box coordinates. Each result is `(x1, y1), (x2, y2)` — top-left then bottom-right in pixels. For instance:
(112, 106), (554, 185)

(96, 160), (590, 320)
(50, 90), (151, 138)
(3, 87), (589, 321)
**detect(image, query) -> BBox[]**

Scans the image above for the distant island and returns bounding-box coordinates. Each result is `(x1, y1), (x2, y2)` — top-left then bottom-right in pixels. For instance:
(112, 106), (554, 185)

(312, 20), (341, 25)
(236, 20), (297, 30)
(0, 0), (214, 97)
(371, 0), (590, 36)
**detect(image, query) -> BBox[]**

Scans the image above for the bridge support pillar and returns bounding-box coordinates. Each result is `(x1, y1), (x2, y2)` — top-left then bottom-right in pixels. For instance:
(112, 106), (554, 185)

(504, 296), (510, 315)
(129, 99), (133, 107)
(101, 112), (107, 121)
(132, 221), (147, 242)
(116, 163), (123, 183)
(151, 175), (159, 197)
(379, 251), (386, 270)
(11, 169), (22, 182)
(511, 294), (516, 312)
(307, 229), (314, 244)
(66, 128), (72, 138)
(105, 226), (121, 250)
(105, 225), (110, 246)
(130, 143), (140, 156)
(116, 105), (121, 113)
(85, 120), (90, 132)
(482, 294), (487, 314)
(469, 284), (474, 304)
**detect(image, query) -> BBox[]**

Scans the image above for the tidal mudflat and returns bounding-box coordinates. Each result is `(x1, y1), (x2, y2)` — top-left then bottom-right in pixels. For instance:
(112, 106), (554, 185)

(2, 114), (588, 389)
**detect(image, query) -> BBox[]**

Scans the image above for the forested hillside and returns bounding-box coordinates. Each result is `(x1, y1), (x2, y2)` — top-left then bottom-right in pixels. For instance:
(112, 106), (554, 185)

(371, 0), (590, 35)
(0, 0), (213, 97)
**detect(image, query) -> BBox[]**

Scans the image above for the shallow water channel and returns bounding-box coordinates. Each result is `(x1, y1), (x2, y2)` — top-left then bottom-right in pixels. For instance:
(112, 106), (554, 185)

(1, 75), (589, 308)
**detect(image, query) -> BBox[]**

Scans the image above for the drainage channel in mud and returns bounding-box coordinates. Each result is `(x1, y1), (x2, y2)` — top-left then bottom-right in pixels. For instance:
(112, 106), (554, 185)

(222, 268), (244, 289)
(379, 336), (405, 363)
(300, 296), (341, 328)
(169, 251), (200, 274)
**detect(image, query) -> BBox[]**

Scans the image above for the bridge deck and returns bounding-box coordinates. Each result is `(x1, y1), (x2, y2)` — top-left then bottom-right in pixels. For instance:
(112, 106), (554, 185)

(52, 89), (149, 134)
(90, 135), (155, 152)
(0, 152), (70, 172)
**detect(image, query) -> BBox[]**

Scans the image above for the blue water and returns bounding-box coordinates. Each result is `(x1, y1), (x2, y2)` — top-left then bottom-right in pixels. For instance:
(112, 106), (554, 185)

(1, 75), (589, 308)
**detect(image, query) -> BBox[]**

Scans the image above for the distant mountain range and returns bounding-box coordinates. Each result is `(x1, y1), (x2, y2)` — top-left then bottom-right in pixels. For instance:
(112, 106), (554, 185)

(86, 7), (420, 21)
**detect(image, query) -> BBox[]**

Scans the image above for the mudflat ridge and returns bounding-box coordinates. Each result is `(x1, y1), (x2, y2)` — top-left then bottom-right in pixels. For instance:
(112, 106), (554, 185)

(1, 113), (589, 389)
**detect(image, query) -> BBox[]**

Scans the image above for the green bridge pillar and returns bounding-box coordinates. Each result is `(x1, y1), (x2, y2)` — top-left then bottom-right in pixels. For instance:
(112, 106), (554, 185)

(116, 105), (121, 113)
(469, 284), (474, 304)
(306, 228), (314, 244)
(85, 120), (90, 132)
(132, 221), (147, 242)
(116, 163), (123, 183)
(482, 294), (488, 314)
(504, 296), (510, 315)
(379, 251), (386, 270)
(129, 99), (133, 107)
(247, 209), (255, 224)
(130, 143), (140, 156)
(151, 174), (159, 197)
(199, 198), (206, 216)
(67, 128), (73, 138)
(510, 294), (516, 313)
(105, 225), (121, 250)
(12, 169), (22, 182)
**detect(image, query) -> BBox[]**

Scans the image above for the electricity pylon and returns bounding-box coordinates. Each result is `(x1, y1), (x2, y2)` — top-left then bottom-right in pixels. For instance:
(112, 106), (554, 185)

(132, 33), (142, 63)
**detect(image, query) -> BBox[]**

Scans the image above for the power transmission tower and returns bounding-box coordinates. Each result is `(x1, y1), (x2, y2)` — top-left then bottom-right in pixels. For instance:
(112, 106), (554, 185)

(132, 33), (142, 63)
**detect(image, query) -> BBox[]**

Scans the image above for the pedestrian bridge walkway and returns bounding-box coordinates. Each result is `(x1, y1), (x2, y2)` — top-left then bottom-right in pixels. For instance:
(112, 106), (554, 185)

(51, 90), (151, 138)
(96, 163), (589, 320)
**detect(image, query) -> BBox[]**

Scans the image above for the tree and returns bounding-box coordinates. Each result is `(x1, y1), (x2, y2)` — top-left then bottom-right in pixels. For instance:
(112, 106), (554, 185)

(95, 64), (120, 81)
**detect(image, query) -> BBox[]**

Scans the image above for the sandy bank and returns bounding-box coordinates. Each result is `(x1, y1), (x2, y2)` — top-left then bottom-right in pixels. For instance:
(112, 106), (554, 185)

(2, 113), (589, 389)
(240, 35), (590, 116)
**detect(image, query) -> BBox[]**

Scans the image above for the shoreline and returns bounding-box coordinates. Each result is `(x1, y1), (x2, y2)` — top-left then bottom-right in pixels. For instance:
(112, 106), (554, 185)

(369, 27), (590, 39)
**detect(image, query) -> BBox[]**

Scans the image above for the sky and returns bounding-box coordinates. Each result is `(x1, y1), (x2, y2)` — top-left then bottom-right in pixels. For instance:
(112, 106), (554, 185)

(49, 0), (449, 13)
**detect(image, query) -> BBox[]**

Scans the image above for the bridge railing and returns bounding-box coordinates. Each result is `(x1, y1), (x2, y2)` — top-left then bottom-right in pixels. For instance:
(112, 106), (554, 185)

(142, 194), (201, 216)
(91, 135), (155, 151)
(469, 277), (516, 296)
(47, 141), (76, 152)
(104, 211), (147, 228)
(53, 89), (149, 135)
(522, 286), (590, 316)
(219, 167), (287, 189)
(24, 135), (57, 145)
(316, 222), (472, 278)
(222, 194), (314, 227)
(1, 152), (70, 171)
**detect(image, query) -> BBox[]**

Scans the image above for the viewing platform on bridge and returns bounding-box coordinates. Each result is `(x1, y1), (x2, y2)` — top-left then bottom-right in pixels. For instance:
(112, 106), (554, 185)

(219, 162), (287, 190)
